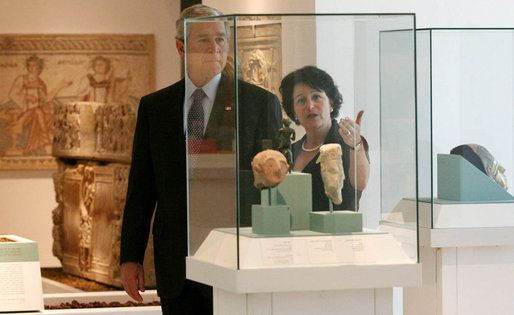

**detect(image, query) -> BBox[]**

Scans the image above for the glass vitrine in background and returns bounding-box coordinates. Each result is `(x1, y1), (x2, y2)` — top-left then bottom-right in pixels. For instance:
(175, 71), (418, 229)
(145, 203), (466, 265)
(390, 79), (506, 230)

(185, 14), (418, 272)
(417, 29), (514, 229)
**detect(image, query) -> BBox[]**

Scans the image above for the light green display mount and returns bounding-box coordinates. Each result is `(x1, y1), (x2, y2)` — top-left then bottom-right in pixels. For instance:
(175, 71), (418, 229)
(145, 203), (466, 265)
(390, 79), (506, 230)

(310, 211), (363, 233)
(252, 187), (290, 236)
(252, 204), (290, 236)
(437, 154), (514, 202)
(260, 172), (312, 230)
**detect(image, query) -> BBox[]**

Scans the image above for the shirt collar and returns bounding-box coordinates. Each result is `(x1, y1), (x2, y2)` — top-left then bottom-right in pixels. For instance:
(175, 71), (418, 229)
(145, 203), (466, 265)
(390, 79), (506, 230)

(185, 73), (221, 102)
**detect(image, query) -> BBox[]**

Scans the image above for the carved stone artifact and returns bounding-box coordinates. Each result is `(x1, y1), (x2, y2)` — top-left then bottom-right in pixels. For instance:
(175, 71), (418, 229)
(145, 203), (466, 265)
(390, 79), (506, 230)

(277, 117), (295, 168)
(52, 101), (155, 288)
(451, 143), (509, 190)
(251, 149), (289, 189)
(316, 144), (344, 205)
(53, 102), (136, 163)
(236, 21), (282, 95)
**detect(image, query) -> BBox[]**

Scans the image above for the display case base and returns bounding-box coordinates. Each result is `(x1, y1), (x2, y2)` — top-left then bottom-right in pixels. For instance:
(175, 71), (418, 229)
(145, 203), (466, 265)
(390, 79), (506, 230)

(188, 229), (420, 315)
(187, 228), (420, 292)
(386, 198), (514, 228)
(213, 287), (393, 315)
(404, 227), (514, 315)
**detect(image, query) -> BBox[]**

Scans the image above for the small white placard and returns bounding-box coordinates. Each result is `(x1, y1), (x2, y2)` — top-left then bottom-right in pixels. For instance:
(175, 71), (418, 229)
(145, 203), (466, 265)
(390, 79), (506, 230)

(307, 237), (338, 264)
(259, 238), (309, 266)
(335, 237), (375, 263)
(305, 236), (376, 264)
(0, 262), (43, 312)
(260, 238), (294, 265)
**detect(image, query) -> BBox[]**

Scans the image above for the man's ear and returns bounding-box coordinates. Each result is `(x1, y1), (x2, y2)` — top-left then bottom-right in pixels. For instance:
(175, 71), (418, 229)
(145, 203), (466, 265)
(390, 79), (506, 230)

(176, 40), (185, 58)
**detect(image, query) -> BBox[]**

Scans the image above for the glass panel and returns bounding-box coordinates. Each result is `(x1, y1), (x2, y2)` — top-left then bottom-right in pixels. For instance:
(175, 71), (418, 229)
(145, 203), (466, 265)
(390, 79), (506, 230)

(185, 17), (237, 268)
(378, 28), (418, 260)
(418, 28), (514, 229)
(431, 29), (514, 196)
(415, 29), (434, 228)
(186, 14), (418, 269)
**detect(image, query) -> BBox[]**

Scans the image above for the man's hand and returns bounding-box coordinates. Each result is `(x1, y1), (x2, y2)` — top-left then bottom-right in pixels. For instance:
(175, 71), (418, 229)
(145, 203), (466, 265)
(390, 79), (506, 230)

(121, 262), (145, 303)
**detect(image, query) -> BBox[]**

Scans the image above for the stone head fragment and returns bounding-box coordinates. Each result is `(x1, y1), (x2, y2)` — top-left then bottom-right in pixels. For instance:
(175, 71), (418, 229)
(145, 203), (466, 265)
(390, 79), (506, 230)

(251, 149), (289, 189)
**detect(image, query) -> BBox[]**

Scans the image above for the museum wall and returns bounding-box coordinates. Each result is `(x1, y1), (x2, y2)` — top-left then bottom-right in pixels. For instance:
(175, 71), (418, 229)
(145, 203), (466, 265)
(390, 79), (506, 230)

(205, 0), (514, 27)
(0, 0), (180, 267)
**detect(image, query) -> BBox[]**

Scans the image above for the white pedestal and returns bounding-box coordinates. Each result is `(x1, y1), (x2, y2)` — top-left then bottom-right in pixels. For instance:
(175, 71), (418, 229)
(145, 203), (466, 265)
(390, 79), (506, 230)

(385, 199), (514, 315)
(187, 228), (421, 315)
(402, 227), (514, 315)
(213, 287), (392, 315)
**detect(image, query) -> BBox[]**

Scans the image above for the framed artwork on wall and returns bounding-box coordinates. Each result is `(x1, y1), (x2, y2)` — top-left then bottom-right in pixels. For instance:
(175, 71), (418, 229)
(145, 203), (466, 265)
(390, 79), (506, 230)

(0, 34), (154, 170)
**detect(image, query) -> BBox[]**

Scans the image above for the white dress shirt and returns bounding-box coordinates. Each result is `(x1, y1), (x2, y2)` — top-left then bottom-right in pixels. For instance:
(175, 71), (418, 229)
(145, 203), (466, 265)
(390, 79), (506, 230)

(183, 73), (221, 135)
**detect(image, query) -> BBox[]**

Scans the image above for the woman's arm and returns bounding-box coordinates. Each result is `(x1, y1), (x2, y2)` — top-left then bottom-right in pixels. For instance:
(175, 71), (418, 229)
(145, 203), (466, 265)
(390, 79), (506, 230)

(348, 141), (370, 190)
(338, 110), (370, 191)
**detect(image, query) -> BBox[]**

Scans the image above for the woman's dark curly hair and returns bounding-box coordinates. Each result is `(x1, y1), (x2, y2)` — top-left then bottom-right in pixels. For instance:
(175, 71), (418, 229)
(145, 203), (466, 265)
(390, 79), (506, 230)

(279, 66), (343, 125)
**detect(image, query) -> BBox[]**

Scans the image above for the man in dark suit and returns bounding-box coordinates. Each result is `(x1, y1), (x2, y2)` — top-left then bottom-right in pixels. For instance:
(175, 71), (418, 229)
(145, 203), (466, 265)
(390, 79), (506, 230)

(119, 4), (282, 314)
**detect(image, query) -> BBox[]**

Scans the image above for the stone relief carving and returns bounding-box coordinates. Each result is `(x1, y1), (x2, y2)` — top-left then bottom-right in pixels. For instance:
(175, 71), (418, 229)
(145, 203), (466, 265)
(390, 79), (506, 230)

(53, 101), (136, 163)
(78, 163), (96, 272)
(51, 160), (66, 261)
(52, 101), (154, 288)
(54, 104), (81, 151)
(235, 22), (282, 95)
(243, 49), (270, 87)
(95, 103), (136, 155)
(110, 165), (129, 278)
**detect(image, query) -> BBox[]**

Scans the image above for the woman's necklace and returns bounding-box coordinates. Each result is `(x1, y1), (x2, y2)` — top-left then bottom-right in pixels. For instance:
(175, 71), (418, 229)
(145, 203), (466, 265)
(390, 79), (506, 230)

(301, 141), (323, 152)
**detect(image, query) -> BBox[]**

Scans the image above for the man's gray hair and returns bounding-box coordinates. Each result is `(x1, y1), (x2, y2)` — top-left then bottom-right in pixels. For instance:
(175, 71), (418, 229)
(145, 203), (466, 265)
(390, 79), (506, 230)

(175, 4), (225, 41)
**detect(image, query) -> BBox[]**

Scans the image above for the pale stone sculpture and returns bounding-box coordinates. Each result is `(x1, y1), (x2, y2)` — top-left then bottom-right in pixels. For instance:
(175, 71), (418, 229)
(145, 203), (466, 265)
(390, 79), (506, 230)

(251, 149), (289, 189)
(52, 101), (154, 288)
(316, 144), (344, 205)
(451, 143), (509, 190)
(53, 101), (137, 163)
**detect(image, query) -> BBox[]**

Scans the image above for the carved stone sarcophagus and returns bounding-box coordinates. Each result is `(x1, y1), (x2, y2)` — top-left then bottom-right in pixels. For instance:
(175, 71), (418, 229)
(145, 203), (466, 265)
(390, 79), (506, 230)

(53, 102), (136, 163)
(52, 102), (155, 288)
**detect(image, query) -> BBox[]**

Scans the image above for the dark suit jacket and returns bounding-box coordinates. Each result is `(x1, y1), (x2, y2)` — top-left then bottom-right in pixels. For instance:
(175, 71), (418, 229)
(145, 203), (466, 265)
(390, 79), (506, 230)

(120, 75), (281, 298)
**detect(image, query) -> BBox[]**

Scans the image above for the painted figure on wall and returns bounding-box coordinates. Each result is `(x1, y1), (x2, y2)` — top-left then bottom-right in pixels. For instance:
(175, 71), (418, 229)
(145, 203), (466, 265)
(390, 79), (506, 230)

(76, 55), (131, 103)
(1, 55), (71, 155)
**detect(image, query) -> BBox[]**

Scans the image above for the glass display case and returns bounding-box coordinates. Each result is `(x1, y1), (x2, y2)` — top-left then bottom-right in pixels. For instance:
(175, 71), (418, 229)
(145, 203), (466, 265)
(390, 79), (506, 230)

(185, 14), (418, 272)
(416, 29), (514, 229)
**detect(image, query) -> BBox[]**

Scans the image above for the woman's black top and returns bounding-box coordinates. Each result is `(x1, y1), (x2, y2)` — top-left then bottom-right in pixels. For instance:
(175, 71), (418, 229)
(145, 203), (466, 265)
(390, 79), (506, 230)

(291, 119), (370, 211)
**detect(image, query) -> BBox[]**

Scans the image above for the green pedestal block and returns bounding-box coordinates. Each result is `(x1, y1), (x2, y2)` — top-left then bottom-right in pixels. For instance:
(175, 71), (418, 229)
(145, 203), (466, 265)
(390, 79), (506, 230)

(260, 172), (312, 230)
(437, 154), (514, 202)
(309, 211), (363, 233)
(252, 205), (291, 236)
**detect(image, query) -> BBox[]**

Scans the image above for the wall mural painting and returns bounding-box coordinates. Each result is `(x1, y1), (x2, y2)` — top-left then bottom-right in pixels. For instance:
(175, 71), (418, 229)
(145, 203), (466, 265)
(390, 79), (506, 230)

(0, 34), (154, 170)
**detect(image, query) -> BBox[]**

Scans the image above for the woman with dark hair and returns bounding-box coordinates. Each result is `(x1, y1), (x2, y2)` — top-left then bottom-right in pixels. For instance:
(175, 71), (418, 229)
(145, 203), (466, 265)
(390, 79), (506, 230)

(280, 65), (370, 211)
